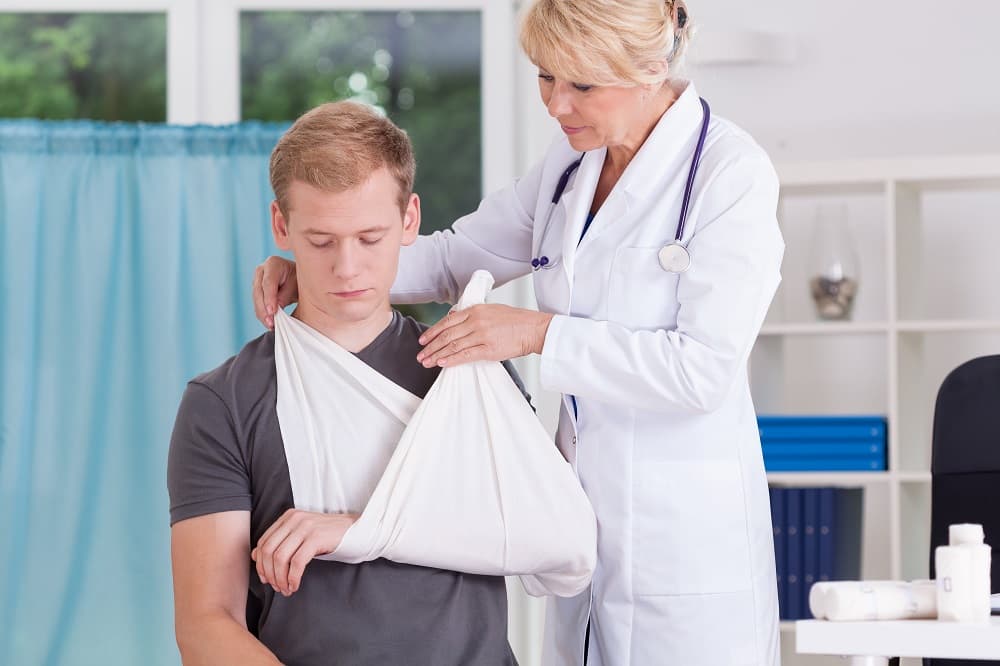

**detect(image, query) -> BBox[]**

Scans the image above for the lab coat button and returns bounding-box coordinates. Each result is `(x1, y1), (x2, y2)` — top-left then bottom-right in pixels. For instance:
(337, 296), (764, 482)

(572, 436), (578, 446)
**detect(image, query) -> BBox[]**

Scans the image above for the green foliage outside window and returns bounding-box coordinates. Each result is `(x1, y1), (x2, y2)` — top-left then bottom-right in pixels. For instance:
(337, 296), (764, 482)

(0, 13), (166, 121)
(241, 11), (482, 237)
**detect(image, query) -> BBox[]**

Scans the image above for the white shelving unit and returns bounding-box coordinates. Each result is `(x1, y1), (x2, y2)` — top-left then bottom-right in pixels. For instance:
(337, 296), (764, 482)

(754, 154), (1000, 666)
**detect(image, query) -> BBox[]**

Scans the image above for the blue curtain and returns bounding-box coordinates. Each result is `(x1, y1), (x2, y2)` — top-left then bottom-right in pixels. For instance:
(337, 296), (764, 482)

(0, 120), (286, 665)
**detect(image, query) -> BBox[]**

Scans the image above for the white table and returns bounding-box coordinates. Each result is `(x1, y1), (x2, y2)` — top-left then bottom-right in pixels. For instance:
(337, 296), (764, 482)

(797, 617), (1000, 665)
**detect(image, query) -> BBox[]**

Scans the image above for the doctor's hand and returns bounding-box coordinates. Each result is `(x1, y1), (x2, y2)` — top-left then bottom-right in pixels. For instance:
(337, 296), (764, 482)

(417, 304), (554, 368)
(251, 509), (358, 596)
(252, 256), (299, 330)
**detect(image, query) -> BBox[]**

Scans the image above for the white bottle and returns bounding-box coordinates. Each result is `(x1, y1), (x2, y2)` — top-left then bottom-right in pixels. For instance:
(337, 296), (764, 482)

(951, 524), (992, 620)
(936, 523), (991, 622)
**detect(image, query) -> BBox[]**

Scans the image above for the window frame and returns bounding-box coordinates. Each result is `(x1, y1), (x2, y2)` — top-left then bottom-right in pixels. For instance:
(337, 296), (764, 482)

(1, 0), (198, 123)
(3, 0), (514, 194)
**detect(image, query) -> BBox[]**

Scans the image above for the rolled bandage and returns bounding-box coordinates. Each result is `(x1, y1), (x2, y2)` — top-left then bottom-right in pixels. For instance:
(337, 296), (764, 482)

(808, 582), (830, 619)
(812, 580), (936, 621)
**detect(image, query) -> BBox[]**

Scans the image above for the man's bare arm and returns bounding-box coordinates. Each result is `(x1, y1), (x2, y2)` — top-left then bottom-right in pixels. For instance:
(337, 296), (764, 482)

(171, 511), (282, 666)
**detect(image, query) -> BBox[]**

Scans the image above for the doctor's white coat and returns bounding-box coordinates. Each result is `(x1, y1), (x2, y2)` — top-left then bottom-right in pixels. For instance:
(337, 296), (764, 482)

(392, 81), (783, 666)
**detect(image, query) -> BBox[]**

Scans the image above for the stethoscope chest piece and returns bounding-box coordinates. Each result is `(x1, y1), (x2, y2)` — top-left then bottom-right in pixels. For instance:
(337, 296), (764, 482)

(658, 242), (691, 274)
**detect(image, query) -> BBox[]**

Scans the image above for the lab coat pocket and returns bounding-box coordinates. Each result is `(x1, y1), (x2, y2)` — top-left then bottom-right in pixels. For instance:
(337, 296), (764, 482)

(608, 246), (680, 330)
(634, 459), (753, 595)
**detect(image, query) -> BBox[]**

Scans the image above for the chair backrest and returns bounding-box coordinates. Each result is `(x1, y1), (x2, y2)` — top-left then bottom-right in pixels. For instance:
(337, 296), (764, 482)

(927, 354), (1000, 666)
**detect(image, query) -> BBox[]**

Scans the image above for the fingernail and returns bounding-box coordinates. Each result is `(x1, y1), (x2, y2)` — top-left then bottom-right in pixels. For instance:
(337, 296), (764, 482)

(416, 353), (424, 362)
(418, 336), (426, 344)
(437, 359), (447, 367)
(268, 305), (276, 315)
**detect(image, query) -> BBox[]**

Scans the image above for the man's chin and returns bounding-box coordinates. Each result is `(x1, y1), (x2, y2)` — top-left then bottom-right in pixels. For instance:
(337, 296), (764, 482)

(324, 294), (389, 322)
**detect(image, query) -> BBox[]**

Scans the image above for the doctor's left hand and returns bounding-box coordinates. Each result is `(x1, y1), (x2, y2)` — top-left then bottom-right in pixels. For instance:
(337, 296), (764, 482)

(251, 509), (358, 597)
(417, 304), (554, 368)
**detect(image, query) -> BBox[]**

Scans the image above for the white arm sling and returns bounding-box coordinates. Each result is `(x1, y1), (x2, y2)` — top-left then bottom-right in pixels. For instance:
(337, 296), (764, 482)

(275, 270), (596, 597)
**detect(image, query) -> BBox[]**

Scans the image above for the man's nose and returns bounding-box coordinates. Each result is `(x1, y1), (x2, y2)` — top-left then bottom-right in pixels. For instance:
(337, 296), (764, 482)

(333, 242), (363, 279)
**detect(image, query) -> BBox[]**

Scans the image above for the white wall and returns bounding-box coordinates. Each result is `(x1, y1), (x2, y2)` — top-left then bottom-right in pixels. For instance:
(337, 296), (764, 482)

(515, 0), (1000, 166)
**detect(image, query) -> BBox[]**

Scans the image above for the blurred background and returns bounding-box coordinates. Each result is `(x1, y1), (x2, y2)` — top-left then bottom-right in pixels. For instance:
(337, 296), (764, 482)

(1, 1), (999, 665)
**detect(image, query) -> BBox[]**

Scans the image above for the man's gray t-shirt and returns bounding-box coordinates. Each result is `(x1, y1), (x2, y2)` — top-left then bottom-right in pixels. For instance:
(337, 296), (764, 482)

(167, 310), (522, 666)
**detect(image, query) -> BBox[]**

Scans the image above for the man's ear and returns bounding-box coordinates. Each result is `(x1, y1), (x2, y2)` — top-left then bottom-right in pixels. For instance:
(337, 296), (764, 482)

(400, 193), (421, 246)
(271, 200), (292, 251)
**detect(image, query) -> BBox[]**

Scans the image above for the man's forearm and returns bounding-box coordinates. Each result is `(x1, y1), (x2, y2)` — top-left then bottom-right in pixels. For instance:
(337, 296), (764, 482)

(176, 612), (282, 666)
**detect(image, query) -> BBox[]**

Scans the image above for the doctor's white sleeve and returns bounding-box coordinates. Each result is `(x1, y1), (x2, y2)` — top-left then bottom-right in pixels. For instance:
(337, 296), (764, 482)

(539, 149), (784, 414)
(390, 159), (544, 305)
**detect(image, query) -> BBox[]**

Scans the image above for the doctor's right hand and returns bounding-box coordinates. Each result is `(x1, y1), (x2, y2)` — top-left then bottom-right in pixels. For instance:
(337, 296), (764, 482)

(253, 256), (298, 329)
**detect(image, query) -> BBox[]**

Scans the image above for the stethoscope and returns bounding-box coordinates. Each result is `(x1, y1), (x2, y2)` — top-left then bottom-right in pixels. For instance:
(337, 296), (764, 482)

(531, 97), (711, 275)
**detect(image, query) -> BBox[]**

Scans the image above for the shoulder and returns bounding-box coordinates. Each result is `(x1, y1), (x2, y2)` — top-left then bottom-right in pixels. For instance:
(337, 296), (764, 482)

(188, 332), (275, 404)
(176, 331), (277, 437)
(168, 336), (271, 524)
(686, 114), (782, 242)
(699, 114), (778, 187)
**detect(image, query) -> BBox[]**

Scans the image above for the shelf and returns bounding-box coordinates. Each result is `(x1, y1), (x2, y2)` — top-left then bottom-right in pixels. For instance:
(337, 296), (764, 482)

(760, 322), (889, 336)
(796, 618), (1000, 660)
(897, 471), (932, 483)
(767, 472), (891, 485)
(765, 155), (1000, 666)
(765, 471), (930, 485)
(750, 335), (888, 415)
(776, 154), (1000, 188)
(759, 321), (1000, 336)
(896, 320), (1000, 333)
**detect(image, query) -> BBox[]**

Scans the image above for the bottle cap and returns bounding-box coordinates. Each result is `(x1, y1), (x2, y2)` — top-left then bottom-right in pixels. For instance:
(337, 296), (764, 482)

(950, 523), (985, 545)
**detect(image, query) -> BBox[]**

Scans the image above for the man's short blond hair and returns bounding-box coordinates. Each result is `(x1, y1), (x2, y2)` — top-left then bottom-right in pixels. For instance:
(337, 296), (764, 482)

(519, 0), (692, 87)
(269, 101), (416, 217)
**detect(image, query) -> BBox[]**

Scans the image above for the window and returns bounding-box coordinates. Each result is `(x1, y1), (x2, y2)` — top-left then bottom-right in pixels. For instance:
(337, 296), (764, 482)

(0, 12), (166, 121)
(241, 10), (482, 237)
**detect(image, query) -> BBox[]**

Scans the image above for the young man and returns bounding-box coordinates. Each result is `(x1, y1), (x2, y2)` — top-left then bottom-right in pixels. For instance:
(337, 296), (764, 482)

(167, 102), (520, 665)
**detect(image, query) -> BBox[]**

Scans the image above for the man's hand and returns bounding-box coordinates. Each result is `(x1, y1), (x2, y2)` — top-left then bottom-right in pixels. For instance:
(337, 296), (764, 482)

(416, 304), (554, 368)
(251, 509), (358, 596)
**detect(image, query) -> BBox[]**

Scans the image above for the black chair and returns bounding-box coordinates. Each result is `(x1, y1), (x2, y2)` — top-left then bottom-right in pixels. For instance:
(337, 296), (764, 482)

(926, 355), (1000, 666)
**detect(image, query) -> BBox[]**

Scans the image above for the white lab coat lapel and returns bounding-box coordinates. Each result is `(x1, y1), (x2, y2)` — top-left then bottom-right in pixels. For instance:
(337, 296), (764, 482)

(574, 188), (630, 259)
(620, 87), (704, 232)
(558, 149), (603, 290)
(579, 86), (705, 257)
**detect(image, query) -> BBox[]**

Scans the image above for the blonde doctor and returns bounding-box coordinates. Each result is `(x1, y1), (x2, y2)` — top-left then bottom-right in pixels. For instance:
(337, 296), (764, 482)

(253, 0), (782, 663)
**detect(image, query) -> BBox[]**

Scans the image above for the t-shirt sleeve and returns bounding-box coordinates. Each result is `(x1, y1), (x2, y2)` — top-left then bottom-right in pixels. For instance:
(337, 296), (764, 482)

(167, 381), (253, 525)
(500, 360), (535, 412)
